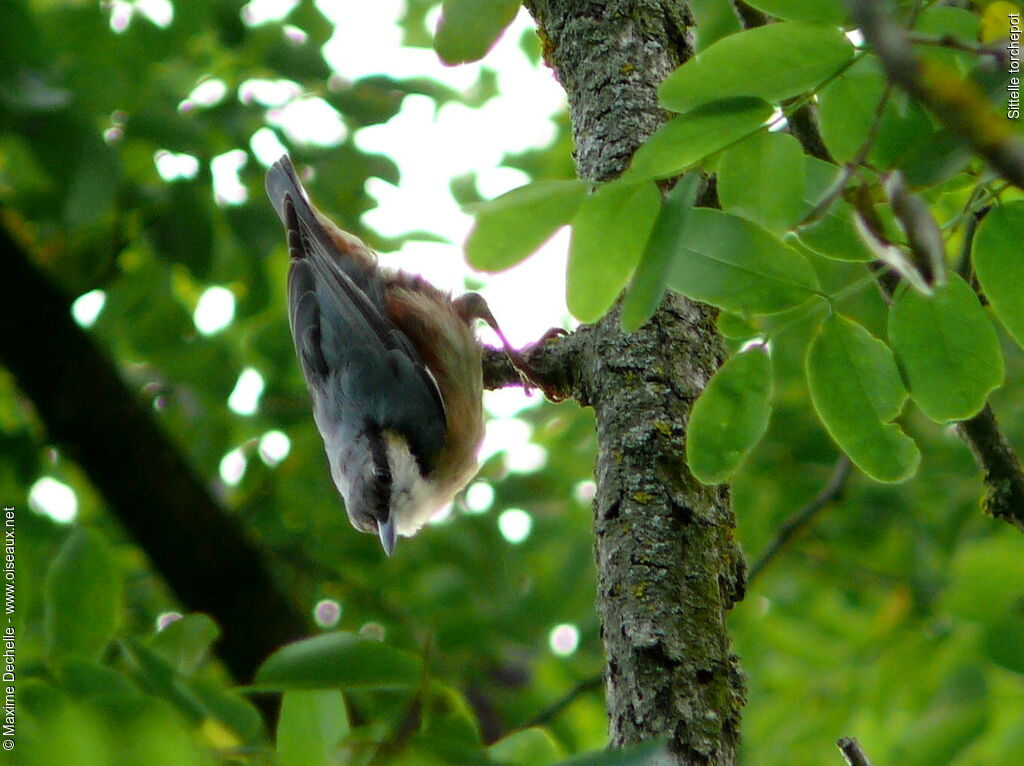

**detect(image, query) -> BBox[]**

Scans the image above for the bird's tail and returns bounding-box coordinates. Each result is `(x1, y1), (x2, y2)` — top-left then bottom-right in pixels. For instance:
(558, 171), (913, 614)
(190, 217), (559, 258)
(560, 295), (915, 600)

(265, 155), (378, 284)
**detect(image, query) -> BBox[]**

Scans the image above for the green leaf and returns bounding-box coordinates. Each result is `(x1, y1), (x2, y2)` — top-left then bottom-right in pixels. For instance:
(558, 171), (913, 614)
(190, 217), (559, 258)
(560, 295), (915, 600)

(817, 70), (886, 163)
(147, 614), (219, 677)
(55, 658), (140, 699)
(687, 345), (773, 484)
(626, 98), (774, 181)
(659, 22), (853, 113)
(567, 180), (661, 322)
(466, 180), (587, 272)
(110, 699), (211, 766)
(189, 676), (265, 743)
(796, 156), (873, 262)
(898, 128), (972, 187)
(894, 667), (989, 766)
(122, 637), (264, 742)
(817, 59), (936, 170)
(121, 639), (204, 719)
(277, 690), (350, 766)
(888, 275), (1003, 423)
(806, 314), (920, 482)
(875, 92), (938, 171)
(254, 632), (422, 690)
(147, 181), (215, 280)
(64, 136), (118, 228)
(418, 681), (483, 746)
(44, 529), (121, 664)
(973, 201), (1024, 349)
(717, 131), (806, 232)
(621, 173), (701, 331)
(434, 0), (521, 64)
(945, 537), (1024, 674)
(490, 727), (564, 765)
(691, 0), (742, 50)
(742, 0), (847, 24)
(716, 312), (760, 339)
(23, 700), (111, 766)
(667, 208), (819, 314)
(913, 6), (981, 75)
(914, 6), (979, 40)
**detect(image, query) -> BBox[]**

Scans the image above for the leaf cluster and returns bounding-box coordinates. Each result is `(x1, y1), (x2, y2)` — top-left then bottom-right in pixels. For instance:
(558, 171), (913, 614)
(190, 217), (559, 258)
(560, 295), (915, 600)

(3, 1), (1024, 765)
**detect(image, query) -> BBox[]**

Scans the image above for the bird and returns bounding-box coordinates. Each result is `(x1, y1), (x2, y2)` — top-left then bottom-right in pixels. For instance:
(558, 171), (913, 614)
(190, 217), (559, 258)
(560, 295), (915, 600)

(266, 155), (522, 556)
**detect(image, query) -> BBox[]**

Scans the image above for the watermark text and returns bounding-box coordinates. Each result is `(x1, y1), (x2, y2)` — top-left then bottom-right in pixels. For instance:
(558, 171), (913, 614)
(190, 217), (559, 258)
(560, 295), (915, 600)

(1009, 13), (1021, 118)
(2, 506), (15, 751)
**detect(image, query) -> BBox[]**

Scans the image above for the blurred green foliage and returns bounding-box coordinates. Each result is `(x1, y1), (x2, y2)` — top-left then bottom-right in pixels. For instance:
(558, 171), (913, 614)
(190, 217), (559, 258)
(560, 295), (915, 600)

(2, 1), (1024, 765)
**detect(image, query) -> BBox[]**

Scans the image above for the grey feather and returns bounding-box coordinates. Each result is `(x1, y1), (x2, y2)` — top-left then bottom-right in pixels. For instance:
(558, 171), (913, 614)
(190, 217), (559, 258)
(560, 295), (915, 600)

(266, 156), (447, 489)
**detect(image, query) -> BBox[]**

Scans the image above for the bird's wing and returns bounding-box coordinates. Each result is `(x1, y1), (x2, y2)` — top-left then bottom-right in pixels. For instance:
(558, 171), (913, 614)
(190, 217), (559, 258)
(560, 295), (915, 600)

(266, 155), (379, 290)
(268, 157), (447, 471)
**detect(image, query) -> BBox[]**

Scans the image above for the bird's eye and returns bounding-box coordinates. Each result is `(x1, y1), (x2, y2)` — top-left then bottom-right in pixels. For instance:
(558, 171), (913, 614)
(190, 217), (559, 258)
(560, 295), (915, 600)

(354, 515), (377, 534)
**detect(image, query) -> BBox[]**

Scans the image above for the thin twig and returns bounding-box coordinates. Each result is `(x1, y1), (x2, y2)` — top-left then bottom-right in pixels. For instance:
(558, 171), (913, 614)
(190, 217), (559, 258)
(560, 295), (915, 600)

(956, 406), (1024, 531)
(748, 456), (853, 585)
(798, 548), (910, 588)
(866, 194), (1024, 531)
(908, 33), (1010, 67)
(847, 0), (1024, 190)
(837, 737), (874, 766)
(522, 675), (604, 728)
(955, 202), (983, 287)
(755, 1), (1024, 534)
(798, 84), (892, 227)
(941, 181), (1009, 233)
(763, 272), (882, 345)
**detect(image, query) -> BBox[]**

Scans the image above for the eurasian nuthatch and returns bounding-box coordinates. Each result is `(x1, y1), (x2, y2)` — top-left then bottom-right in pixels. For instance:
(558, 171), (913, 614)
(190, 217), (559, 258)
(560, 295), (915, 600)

(266, 155), (520, 556)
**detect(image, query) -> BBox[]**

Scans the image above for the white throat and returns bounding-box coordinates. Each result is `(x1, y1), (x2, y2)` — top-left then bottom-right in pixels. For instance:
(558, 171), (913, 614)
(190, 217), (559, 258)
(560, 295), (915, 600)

(381, 432), (450, 537)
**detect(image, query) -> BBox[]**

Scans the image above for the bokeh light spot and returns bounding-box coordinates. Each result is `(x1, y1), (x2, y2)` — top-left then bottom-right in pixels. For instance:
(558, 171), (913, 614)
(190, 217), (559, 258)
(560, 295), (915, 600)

(314, 599), (342, 628)
(259, 430), (291, 466)
(28, 477), (78, 524)
(464, 482), (495, 514)
(498, 508), (532, 544)
(228, 368), (265, 416)
(549, 623), (580, 656)
(193, 286), (236, 335)
(71, 289), (106, 328)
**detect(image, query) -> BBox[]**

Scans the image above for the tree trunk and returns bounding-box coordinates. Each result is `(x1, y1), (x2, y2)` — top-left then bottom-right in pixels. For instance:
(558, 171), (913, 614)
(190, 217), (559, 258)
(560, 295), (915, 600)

(523, 2), (746, 763)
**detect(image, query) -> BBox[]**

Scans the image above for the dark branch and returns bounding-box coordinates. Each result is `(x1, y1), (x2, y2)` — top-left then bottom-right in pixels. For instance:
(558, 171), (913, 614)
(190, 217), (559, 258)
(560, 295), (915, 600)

(0, 223), (308, 683)
(837, 737), (874, 766)
(786, 102), (835, 163)
(956, 405), (1024, 531)
(482, 326), (590, 404)
(748, 456), (852, 585)
(772, 7), (1024, 531)
(732, 1), (768, 29)
(847, 0), (1024, 190)
(523, 674), (604, 729)
(799, 84), (892, 228)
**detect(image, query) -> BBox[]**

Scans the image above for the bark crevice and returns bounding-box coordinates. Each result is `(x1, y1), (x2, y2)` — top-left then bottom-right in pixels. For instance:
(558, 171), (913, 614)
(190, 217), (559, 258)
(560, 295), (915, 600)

(520, 4), (748, 760)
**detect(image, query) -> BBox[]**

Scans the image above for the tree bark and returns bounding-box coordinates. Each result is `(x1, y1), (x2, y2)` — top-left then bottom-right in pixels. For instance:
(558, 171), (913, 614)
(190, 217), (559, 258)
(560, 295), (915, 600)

(523, 2), (746, 763)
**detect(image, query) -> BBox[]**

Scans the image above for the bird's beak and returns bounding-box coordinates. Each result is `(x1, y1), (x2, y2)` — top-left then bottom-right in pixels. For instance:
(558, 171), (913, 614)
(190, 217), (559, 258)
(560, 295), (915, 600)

(378, 516), (397, 557)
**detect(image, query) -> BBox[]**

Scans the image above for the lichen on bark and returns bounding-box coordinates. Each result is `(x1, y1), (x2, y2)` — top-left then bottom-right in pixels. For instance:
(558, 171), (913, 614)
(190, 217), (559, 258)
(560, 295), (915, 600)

(522, 1), (747, 763)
